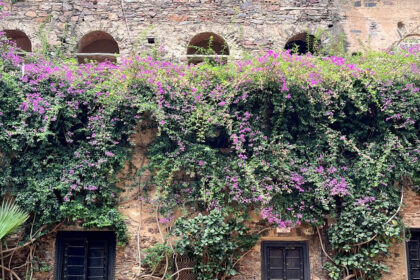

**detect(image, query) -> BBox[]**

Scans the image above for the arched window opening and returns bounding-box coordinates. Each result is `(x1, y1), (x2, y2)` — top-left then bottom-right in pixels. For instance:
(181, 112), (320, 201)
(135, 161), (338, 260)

(2, 30), (32, 53)
(284, 33), (318, 55)
(187, 32), (229, 65)
(77, 31), (119, 64)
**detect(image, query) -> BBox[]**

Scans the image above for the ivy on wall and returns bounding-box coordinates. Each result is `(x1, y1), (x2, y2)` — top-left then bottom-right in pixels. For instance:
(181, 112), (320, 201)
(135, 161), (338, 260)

(1, 2), (420, 277)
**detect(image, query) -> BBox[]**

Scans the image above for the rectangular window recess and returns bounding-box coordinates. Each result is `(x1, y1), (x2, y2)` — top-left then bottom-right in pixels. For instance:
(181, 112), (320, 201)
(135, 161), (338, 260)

(55, 231), (116, 280)
(407, 229), (420, 280)
(147, 37), (155, 44)
(261, 241), (310, 280)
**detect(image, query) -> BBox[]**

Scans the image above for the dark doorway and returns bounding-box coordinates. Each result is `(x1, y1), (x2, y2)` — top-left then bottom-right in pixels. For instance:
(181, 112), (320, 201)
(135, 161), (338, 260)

(55, 231), (116, 280)
(261, 241), (310, 280)
(407, 230), (420, 280)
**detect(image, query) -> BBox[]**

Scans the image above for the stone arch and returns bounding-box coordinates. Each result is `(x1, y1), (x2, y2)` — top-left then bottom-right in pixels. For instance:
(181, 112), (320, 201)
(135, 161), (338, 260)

(77, 31), (119, 63)
(2, 29), (32, 52)
(186, 32), (229, 64)
(284, 32), (318, 55)
(396, 34), (420, 51)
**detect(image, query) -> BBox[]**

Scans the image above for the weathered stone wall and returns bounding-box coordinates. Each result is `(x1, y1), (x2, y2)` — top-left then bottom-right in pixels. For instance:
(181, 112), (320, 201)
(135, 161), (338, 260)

(336, 0), (420, 52)
(28, 155), (420, 280)
(2, 1), (420, 279)
(0, 0), (338, 62)
(22, 122), (328, 280)
(2, 0), (418, 64)
(2, 0), (419, 62)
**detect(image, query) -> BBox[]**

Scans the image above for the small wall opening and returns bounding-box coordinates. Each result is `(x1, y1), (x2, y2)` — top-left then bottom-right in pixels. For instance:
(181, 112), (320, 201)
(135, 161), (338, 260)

(284, 32), (317, 55)
(187, 32), (229, 65)
(77, 31), (119, 64)
(2, 30), (32, 52)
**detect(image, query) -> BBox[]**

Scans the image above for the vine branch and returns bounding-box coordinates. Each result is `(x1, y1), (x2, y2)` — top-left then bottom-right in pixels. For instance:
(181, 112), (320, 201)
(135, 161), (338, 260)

(0, 264), (21, 280)
(350, 186), (404, 247)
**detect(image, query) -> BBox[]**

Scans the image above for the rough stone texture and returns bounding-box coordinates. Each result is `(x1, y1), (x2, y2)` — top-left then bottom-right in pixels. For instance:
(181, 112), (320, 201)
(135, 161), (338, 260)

(114, 123), (163, 279)
(382, 242), (407, 280)
(0, 0), (338, 62)
(336, 0), (420, 52)
(1, 0), (418, 64)
(402, 188), (420, 228)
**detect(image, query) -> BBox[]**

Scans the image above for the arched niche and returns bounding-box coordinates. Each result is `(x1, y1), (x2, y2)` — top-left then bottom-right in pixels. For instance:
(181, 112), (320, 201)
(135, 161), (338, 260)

(3, 30), (32, 52)
(77, 31), (119, 64)
(284, 32), (318, 55)
(187, 32), (229, 65)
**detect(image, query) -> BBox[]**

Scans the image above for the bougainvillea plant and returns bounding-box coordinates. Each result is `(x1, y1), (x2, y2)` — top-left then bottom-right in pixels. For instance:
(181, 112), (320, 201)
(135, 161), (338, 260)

(139, 49), (419, 279)
(1, 2), (419, 278)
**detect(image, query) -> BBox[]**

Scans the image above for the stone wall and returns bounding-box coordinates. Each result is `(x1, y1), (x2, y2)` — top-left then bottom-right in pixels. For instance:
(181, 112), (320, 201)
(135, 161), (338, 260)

(27, 122), (419, 280)
(27, 132), (420, 280)
(2, 0), (418, 63)
(0, 0), (337, 62)
(336, 0), (420, 52)
(2, 1), (420, 279)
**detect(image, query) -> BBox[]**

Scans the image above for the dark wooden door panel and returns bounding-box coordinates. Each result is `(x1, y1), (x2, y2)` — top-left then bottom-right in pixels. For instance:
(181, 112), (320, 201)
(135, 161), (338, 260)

(56, 232), (115, 280)
(408, 231), (420, 280)
(262, 242), (309, 280)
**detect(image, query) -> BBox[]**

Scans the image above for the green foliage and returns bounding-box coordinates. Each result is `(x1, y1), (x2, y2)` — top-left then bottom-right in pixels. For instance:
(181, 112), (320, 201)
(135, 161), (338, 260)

(0, 29), (419, 279)
(142, 243), (172, 273)
(173, 210), (258, 279)
(0, 53), (142, 242)
(0, 200), (29, 240)
(138, 49), (419, 279)
(32, 258), (53, 273)
(327, 192), (404, 279)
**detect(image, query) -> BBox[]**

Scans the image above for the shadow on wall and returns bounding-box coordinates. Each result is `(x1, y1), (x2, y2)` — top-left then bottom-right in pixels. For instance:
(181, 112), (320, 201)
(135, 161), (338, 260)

(77, 31), (119, 64)
(2, 29), (31, 53)
(284, 32), (317, 55)
(186, 32), (229, 65)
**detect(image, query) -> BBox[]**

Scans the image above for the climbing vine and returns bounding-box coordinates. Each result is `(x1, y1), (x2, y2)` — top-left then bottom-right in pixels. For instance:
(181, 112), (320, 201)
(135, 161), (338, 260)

(138, 49), (419, 279)
(1, 2), (420, 277)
